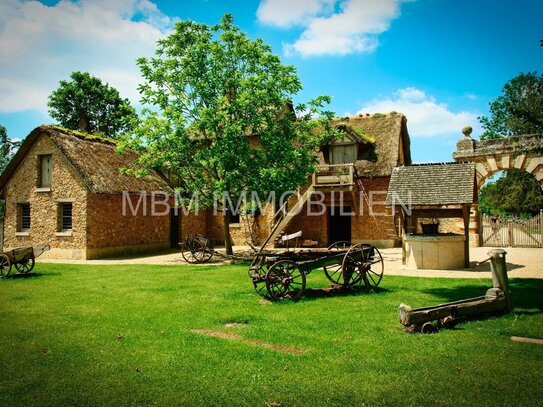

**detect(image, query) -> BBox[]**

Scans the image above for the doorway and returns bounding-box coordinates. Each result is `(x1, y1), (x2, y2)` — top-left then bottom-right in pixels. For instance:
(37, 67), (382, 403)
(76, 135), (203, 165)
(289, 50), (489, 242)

(328, 206), (352, 245)
(170, 208), (180, 248)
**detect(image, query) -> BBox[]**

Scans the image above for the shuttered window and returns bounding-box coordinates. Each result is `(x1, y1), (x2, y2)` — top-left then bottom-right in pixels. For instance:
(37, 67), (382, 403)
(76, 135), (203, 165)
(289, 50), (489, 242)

(60, 203), (73, 231)
(18, 204), (31, 232)
(38, 154), (52, 188)
(330, 144), (357, 164)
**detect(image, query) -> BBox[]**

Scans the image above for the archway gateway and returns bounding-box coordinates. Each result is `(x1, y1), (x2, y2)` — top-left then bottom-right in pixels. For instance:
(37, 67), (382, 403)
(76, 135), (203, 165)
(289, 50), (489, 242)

(453, 127), (543, 192)
(453, 127), (543, 247)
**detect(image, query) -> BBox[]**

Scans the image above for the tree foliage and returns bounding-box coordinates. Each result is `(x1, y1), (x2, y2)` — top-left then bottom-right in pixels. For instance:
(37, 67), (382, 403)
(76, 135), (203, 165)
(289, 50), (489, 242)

(47, 71), (137, 138)
(0, 124), (20, 174)
(479, 71), (543, 139)
(479, 170), (543, 217)
(120, 14), (336, 253)
(1, 124), (21, 219)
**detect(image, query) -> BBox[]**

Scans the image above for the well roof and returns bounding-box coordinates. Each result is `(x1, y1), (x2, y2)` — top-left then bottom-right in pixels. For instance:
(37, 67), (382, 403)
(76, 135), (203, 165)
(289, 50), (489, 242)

(329, 113), (411, 177)
(385, 162), (477, 206)
(0, 125), (170, 195)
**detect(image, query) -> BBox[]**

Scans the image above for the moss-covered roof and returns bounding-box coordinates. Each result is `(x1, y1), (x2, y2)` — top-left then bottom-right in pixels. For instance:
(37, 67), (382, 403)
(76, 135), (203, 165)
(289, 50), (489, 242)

(326, 113), (411, 177)
(0, 125), (170, 195)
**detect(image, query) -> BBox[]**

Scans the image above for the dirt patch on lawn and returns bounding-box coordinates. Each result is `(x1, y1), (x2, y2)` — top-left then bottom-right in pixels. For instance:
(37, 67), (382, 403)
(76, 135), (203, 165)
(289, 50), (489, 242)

(190, 329), (306, 355)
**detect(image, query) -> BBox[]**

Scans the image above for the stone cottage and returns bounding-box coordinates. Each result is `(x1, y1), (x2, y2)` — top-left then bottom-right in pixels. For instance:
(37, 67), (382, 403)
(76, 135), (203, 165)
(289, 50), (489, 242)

(0, 125), (184, 259)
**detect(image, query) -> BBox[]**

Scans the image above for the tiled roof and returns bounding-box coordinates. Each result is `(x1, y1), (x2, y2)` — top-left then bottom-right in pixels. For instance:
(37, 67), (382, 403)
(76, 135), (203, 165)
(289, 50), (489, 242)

(385, 162), (477, 206)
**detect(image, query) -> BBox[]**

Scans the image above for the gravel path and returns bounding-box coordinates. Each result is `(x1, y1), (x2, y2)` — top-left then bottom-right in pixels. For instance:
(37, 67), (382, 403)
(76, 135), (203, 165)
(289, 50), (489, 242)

(38, 246), (543, 279)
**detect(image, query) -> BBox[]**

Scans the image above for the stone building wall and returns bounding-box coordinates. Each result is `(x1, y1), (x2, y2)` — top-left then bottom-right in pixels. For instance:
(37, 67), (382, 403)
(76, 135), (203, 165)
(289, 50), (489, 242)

(86, 194), (171, 259)
(3, 135), (88, 259)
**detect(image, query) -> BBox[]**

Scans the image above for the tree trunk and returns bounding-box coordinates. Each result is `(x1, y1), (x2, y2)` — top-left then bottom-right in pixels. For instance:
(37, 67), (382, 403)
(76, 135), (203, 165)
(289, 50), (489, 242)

(78, 111), (89, 132)
(223, 209), (233, 255)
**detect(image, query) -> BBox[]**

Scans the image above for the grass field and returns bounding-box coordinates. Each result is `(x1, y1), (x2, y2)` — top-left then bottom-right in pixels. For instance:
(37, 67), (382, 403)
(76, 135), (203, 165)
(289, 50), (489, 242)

(0, 263), (542, 406)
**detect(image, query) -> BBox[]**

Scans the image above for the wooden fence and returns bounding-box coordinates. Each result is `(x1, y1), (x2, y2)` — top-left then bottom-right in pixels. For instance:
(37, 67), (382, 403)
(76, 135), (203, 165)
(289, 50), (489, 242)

(481, 211), (543, 248)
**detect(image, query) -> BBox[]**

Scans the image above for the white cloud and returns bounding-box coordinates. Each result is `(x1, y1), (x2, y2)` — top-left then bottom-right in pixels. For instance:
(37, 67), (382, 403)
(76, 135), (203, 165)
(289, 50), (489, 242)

(357, 87), (482, 137)
(258, 0), (410, 56)
(0, 0), (172, 114)
(257, 0), (335, 28)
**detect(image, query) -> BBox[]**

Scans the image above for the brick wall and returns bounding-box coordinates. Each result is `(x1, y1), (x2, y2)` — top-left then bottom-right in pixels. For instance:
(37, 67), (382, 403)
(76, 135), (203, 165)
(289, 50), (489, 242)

(3, 135), (88, 259)
(86, 193), (171, 258)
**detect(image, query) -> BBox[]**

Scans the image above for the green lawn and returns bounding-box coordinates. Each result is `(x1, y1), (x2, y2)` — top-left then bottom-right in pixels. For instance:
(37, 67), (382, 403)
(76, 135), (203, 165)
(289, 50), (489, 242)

(0, 263), (542, 406)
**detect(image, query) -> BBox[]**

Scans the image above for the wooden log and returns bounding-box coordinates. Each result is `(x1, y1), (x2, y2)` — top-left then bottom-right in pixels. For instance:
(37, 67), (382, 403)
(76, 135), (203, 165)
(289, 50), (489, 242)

(398, 288), (506, 326)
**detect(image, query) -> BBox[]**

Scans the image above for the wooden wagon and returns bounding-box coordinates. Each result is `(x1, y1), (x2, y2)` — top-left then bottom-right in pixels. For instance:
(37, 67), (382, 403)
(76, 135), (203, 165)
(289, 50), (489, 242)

(248, 241), (384, 301)
(0, 246), (50, 277)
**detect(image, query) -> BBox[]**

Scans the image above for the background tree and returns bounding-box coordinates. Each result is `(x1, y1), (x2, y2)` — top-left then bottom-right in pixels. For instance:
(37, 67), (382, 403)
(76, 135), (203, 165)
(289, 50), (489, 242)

(47, 71), (137, 138)
(0, 124), (20, 174)
(479, 170), (543, 217)
(479, 71), (543, 139)
(1, 124), (20, 219)
(120, 14), (335, 255)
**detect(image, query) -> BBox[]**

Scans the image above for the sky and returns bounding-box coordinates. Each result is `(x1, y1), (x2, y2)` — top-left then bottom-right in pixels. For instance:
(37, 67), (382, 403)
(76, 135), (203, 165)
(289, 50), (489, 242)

(0, 0), (542, 163)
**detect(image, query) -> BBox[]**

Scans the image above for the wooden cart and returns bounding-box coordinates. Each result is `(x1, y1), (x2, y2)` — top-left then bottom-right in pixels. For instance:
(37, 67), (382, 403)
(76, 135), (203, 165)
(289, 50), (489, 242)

(0, 246), (50, 277)
(248, 241), (384, 301)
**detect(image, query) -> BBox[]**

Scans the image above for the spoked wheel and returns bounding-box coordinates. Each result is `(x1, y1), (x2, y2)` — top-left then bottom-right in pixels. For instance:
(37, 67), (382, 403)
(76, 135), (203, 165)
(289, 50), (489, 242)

(14, 255), (35, 274)
(248, 255), (271, 297)
(327, 241), (351, 251)
(181, 239), (212, 263)
(265, 260), (306, 301)
(342, 243), (384, 289)
(0, 254), (11, 278)
(193, 242), (213, 263)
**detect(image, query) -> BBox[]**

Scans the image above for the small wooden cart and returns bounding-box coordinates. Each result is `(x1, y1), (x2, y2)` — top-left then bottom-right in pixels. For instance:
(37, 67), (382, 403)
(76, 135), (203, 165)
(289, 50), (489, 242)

(0, 246), (50, 277)
(248, 241), (384, 301)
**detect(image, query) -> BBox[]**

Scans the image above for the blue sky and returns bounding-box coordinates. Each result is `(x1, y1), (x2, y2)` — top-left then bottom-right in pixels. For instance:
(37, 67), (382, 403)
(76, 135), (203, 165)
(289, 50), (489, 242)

(0, 0), (541, 163)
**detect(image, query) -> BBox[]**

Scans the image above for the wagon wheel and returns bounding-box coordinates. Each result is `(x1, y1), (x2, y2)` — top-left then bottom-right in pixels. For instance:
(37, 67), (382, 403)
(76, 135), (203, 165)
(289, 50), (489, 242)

(193, 241), (213, 263)
(327, 241), (351, 251)
(265, 260), (306, 301)
(181, 239), (210, 263)
(0, 254), (11, 277)
(15, 255), (35, 274)
(342, 243), (384, 289)
(248, 256), (271, 297)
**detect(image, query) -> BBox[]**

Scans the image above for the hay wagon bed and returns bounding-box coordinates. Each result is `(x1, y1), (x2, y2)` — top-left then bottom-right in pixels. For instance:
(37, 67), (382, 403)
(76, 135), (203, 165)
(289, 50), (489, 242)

(248, 242), (384, 301)
(0, 246), (50, 277)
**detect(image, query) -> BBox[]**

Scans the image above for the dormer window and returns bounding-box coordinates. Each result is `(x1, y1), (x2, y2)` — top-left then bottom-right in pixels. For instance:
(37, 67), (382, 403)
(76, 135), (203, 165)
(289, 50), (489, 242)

(329, 135), (357, 164)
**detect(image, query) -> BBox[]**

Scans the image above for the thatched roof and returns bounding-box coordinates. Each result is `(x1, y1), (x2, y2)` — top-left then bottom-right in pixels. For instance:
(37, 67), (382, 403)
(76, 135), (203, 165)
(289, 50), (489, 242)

(385, 162), (477, 206)
(0, 125), (170, 195)
(327, 113), (411, 177)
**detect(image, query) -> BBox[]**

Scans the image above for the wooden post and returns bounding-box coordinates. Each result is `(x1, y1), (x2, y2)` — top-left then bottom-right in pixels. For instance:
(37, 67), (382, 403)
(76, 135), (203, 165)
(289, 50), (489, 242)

(540, 209), (543, 248)
(488, 249), (512, 312)
(462, 204), (470, 268)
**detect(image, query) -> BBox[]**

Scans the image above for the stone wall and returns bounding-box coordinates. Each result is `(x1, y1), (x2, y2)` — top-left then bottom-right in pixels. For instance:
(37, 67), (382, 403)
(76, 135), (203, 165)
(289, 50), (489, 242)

(3, 135), (88, 259)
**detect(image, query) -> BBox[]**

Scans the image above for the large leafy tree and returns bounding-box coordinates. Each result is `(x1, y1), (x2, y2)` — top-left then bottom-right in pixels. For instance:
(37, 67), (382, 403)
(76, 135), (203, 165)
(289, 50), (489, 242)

(47, 71), (137, 138)
(120, 14), (335, 254)
(479, 71), (543, 139)
(479, 170), (543, 217)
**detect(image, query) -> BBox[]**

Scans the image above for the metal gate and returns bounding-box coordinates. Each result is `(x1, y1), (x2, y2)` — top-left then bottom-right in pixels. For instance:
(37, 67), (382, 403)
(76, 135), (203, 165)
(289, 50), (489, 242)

(481, 211), (543, 247)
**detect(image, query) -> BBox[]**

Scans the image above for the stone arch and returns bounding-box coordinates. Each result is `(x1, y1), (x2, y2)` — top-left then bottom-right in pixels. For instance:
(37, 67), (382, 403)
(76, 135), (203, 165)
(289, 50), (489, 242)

(452, 127), (543, 247)
(453, 127), (543, 193)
